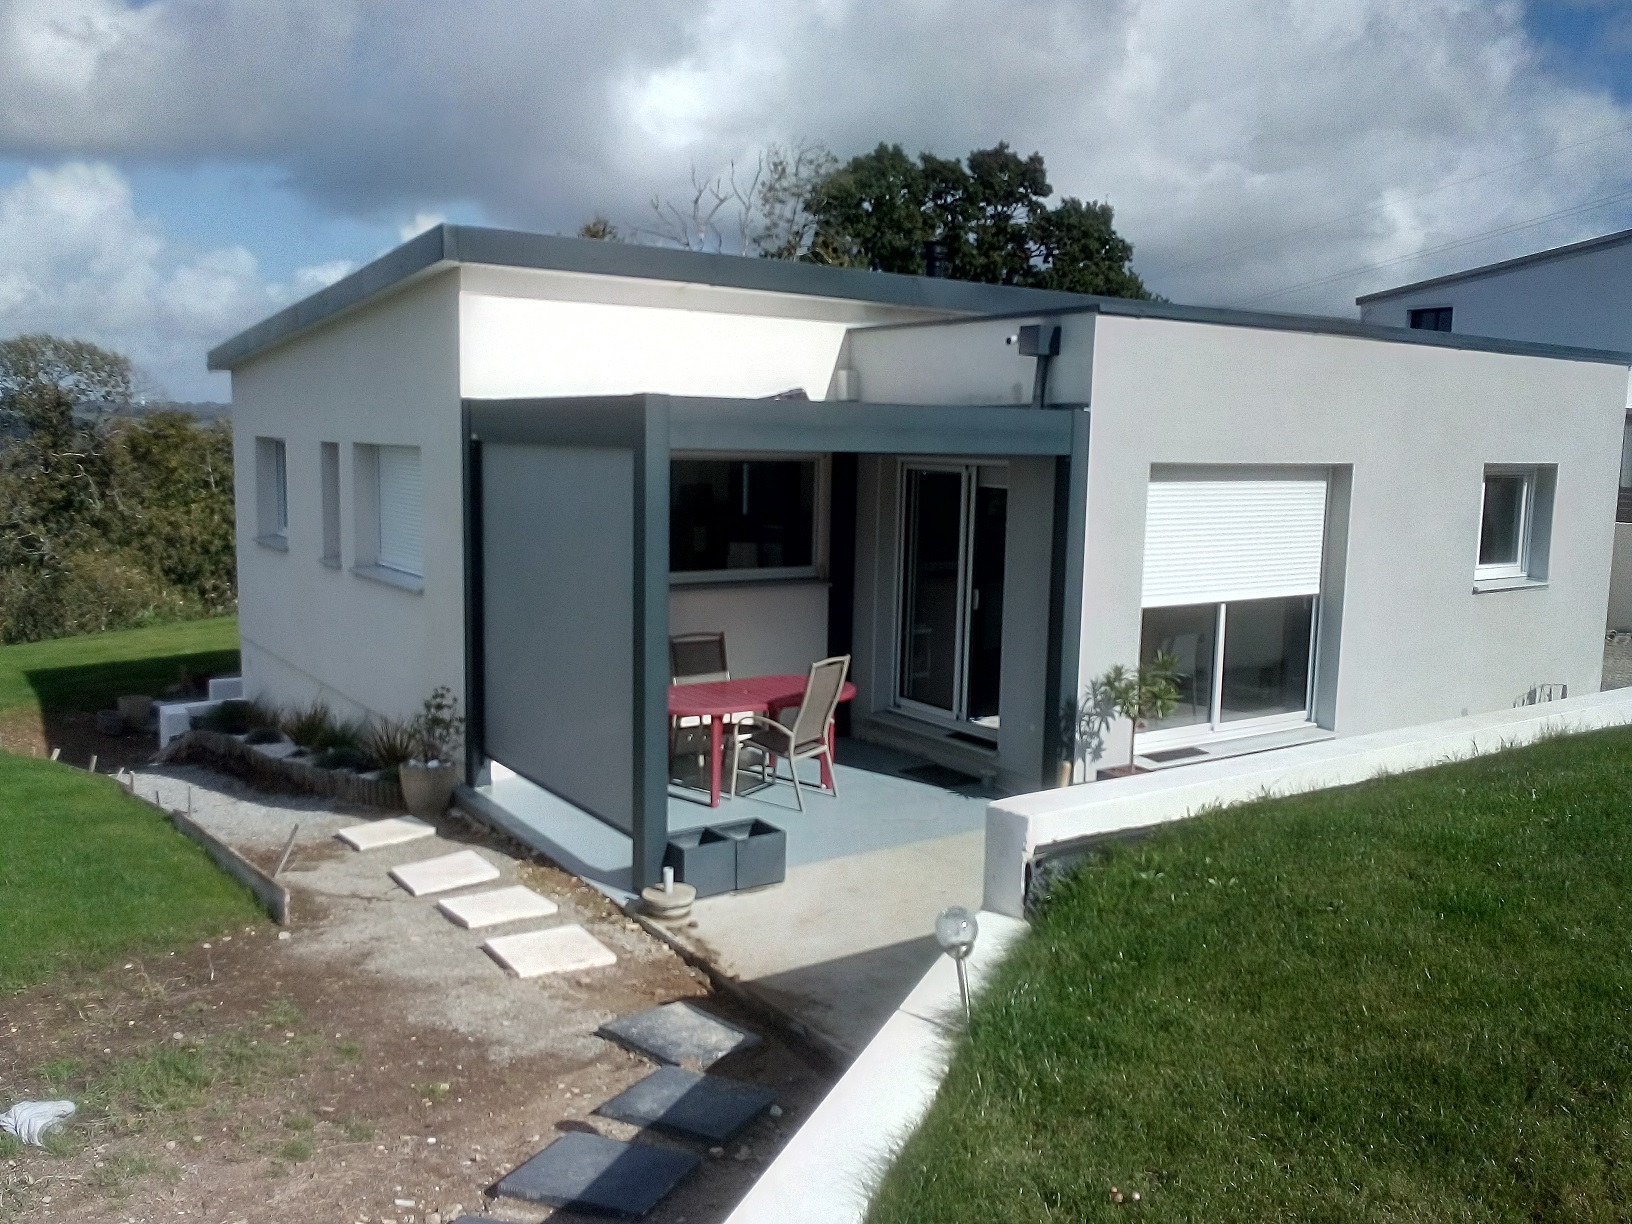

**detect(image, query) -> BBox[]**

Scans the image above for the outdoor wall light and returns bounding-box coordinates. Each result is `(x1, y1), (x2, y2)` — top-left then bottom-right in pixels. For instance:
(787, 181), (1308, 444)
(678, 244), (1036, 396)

(935, 905), (979, 1021)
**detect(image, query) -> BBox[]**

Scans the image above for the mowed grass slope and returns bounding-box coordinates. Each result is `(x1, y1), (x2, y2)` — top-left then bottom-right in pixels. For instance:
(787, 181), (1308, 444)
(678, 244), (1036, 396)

(0, 752), (263, 994)
(0, 615), (239, 717)
(870, 726), (1632, 1223)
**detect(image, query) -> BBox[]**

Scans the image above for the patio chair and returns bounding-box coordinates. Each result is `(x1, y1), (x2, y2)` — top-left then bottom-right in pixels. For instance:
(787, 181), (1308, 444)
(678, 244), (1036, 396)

(670, 631), (733, 774)
(729, 655), (850, 811)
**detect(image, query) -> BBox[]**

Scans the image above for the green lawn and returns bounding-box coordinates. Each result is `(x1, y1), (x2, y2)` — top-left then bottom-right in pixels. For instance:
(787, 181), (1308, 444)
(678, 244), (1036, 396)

(870, 726), (1632, 1223)
(0, 751), (264, 994)
(0, 616), (239, 717)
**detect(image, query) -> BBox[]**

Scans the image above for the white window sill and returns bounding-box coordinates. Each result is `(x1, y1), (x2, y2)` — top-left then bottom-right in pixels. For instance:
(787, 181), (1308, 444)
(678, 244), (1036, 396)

(1472, 576), (1548, 594)
(353, 563), (424, 594)
(1135, 724), (1333, 771)
(255, 534), (289, 552)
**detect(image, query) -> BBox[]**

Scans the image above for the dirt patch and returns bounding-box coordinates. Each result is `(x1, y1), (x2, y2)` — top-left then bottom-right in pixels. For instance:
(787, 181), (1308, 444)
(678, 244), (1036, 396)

(3, 768), (838, 1224)
(0, 707), (159, 777)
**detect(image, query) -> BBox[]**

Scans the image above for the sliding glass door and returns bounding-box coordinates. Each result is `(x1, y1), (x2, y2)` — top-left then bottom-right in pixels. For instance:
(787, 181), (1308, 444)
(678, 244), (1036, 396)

(897, 464), (1006, 735)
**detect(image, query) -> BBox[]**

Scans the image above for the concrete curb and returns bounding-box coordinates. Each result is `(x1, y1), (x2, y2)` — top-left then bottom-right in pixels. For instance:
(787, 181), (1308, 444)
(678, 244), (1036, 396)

(985, 687), (1632, 918)
(125, 780), (292, 926)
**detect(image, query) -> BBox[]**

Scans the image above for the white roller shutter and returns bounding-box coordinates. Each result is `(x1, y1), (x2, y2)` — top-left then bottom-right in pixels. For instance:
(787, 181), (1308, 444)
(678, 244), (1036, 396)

(1142, 478), (1327, 607)
(377, 445), (424, 577)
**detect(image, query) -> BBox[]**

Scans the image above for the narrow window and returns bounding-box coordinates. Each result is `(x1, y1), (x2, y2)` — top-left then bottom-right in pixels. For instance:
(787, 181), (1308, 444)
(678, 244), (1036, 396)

(1476, 470), (1531, 581)
(320, 441), (341, 566)
(1409, 306), (1453, 332)
(376, 445), (424, 578)
(255, 437), (288, 548)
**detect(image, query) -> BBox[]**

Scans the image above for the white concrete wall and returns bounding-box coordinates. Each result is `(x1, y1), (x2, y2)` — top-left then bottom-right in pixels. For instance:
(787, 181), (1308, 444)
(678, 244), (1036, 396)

(231, 272), (464, 724)
(668, 582), (829, 680)
(1078, 314), (1627, 763)
(844, 313), (1096, 405)
(1358, 240), (1632, 351)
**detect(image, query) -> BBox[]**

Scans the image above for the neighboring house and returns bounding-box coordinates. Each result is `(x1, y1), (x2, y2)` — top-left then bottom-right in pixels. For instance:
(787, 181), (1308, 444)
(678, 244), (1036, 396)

(210, 224), (1631, 889)
(1358, 227), (1632, 626)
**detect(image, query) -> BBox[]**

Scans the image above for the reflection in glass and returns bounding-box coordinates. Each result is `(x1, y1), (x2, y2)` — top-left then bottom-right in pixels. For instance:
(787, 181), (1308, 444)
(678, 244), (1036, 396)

(671, 459), (815, 573)
(1479, 474), (1525, 568)
(1139, 603), (1216, 731)
(1219, 595), (1314, 722)
(900, 469), (966, 712)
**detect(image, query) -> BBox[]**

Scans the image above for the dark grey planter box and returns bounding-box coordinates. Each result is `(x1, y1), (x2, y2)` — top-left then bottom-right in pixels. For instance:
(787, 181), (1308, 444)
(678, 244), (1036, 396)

(664, 828), (736, 898)
(716, 818), (786, 891)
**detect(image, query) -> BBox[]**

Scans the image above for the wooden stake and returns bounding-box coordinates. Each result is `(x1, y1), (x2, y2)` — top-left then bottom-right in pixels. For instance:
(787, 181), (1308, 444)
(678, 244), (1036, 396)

(89, 754), (97, 774)
(274, 824), (301, 877)
(49, 747), (60, 761)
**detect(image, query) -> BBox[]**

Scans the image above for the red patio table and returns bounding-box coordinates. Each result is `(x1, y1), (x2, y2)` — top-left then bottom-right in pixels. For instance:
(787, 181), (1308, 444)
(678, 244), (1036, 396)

(668, 674), (857, 808)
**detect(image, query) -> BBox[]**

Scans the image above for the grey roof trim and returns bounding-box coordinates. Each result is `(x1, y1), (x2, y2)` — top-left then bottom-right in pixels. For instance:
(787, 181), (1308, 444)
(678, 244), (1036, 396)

(858, 294), (1632, 366)
(1355, 226), (1632, 306)
(207, 223), (1096, 371)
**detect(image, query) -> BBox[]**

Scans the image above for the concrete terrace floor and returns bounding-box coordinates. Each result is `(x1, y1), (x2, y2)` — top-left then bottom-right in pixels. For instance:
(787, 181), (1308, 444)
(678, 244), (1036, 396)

(471, 738), (997, 1056)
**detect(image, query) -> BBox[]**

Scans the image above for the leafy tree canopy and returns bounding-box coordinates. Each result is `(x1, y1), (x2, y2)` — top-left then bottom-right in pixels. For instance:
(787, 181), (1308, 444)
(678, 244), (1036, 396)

(807, 142), (1151, 299)
(0, 334), (134, 435)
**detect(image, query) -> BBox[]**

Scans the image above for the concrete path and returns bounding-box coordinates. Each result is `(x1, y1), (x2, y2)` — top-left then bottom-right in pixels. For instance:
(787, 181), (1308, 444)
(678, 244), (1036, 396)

(671, 829), (985, 1058)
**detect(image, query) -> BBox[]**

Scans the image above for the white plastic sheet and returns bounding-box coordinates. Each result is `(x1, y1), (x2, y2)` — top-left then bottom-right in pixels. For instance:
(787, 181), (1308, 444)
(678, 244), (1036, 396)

(0, 1100), (75, 1145)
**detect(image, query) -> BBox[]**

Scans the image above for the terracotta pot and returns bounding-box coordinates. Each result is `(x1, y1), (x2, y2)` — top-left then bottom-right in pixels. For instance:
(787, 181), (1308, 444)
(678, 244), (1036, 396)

(399, 761), (458, 818)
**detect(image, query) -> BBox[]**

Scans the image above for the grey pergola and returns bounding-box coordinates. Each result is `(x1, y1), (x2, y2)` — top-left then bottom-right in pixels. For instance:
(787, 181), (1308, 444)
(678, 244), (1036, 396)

(462, 394), (1088, 890)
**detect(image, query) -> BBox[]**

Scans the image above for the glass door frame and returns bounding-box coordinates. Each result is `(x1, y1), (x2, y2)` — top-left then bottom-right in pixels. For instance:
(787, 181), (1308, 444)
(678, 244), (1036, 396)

(1136, 596), (1322, 752)
(892, 459), (1002, 740)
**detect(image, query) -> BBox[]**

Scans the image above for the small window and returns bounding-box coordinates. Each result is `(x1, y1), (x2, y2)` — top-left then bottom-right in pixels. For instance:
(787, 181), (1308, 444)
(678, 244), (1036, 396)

(670, 457), (818, 580)
(1476, 470), (1531, 580)
(1409, 306), (1453, 332)
(319, 441), (341, 565)
(255, 437), (288, 547)
(376, 446), (424, 578)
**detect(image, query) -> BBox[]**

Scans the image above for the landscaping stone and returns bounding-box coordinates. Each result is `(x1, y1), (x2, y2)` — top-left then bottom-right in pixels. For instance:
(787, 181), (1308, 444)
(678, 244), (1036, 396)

(597, 1001), (760, 1069)
(336, 816), (437, 852)
(492, 1132), (699, 1217)
(483, 925), (616, 978)
(389, 849), (500, 897)
(436, 885), (558, 929)
(594, 1066), (776, 1143)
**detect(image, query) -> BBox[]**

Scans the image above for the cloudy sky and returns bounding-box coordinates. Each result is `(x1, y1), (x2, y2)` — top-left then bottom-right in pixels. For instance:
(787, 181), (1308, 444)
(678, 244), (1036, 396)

(1, 0), (1631, 400)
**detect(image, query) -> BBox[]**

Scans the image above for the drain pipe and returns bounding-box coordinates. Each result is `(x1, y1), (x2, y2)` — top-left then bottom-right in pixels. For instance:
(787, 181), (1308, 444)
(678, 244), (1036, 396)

(1012, 323), (1062, 407)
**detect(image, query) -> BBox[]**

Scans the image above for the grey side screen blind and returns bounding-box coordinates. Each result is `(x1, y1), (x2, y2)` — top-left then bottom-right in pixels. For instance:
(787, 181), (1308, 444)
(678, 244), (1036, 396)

(481, 443), (635, 833)
(378, 445), (424, 576)
(1142, 478), (1327, 607)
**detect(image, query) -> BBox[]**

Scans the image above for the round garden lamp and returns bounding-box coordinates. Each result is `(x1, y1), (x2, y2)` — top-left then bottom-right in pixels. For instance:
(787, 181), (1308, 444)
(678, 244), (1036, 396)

(935, 905), (979, 1021)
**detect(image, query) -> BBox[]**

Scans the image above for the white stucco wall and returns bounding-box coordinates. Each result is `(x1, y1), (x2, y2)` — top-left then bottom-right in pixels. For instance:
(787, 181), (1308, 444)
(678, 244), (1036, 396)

(842, 313), (1095, 405)
(1358, 239), (1632, 351)
(231, 272), (464, 723)
(669, 582), (830, 680)
(1079, 314), (1628, 760)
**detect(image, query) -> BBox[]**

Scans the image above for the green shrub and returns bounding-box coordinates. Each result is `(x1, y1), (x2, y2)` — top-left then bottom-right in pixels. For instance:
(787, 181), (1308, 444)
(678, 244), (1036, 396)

(313, 745), (369, 772)
(199, 700), (253, 735)
(281, 702), (333, 748)
(360, 718), (419, 770)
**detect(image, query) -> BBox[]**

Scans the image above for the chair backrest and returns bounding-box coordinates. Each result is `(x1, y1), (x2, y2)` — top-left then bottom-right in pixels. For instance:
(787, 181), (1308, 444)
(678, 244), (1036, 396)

(790, 655), (850, 751)
(671, 632), (729, 684)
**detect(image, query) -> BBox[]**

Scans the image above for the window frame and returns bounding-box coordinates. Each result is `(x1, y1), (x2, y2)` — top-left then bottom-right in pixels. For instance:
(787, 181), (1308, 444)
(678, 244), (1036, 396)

(668, 451), (828, 586)
(350, 442), (425, 593)
(1136, 595), (1321, 751)
(1475, 466), (1533, 583)
(254, 436), (289, 550)
(1408, 306), (1453, 332)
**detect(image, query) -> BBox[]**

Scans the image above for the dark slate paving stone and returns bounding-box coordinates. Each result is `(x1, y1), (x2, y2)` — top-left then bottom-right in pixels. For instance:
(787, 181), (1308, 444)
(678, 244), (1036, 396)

(597, 1001), (761, 1069)
(595, 1066), (776, 1144)
(493, 1132), (699, 1218)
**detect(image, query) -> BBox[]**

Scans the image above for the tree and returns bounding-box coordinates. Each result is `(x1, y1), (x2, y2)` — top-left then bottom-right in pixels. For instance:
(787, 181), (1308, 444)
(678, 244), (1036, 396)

(635, 139), (837, 259)
(577, 215), (623, 241)
(806, 141), (1151, 298)
(0, 334), (133, 432)
(1100, 655), (1182, 774)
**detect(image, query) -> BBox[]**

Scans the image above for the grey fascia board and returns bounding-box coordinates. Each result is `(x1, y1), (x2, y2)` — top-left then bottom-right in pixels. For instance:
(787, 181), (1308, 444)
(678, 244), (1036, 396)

(1355, 225), (1632, 306)
(464, 394), (1077, 457)
(857, 295), (1632, 366)
(208, 223), (1095, 371)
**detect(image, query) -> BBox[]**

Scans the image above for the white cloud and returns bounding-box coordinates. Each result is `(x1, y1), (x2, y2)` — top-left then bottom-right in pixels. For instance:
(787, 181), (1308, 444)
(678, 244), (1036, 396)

(0, 162), (350, 399)
(398, 212), (446, 243)
(0, 0), (1629, 338)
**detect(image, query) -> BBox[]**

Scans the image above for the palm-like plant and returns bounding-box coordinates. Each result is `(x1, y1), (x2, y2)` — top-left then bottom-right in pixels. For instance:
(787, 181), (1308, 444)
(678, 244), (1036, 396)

(1101, 652), (1182, 774)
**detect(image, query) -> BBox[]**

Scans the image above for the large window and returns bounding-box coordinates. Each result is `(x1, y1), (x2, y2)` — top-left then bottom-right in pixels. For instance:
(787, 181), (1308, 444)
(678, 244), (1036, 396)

(255, 437), (288, 548)
(670, 457), (818, 580)
(1141, 596), (1315, 738)
(1139, 472), (1328, 747)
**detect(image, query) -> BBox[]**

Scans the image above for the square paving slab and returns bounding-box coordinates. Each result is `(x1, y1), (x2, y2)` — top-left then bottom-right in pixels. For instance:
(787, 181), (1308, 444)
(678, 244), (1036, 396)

(336, 815), (437, 851)
(595, 1066), (775, 1143)
(493, 1131), (698, 1217)
(597, 1001), (760, 1069)
(436, 884), (559, 929)
(484, 925), (617, 977)
(389, 849), (501, 896)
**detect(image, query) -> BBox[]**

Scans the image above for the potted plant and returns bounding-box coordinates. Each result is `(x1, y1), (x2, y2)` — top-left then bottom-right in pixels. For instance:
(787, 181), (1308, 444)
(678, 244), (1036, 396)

(1098, 653), (1181, 778)
(398, 686), (466, 819)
